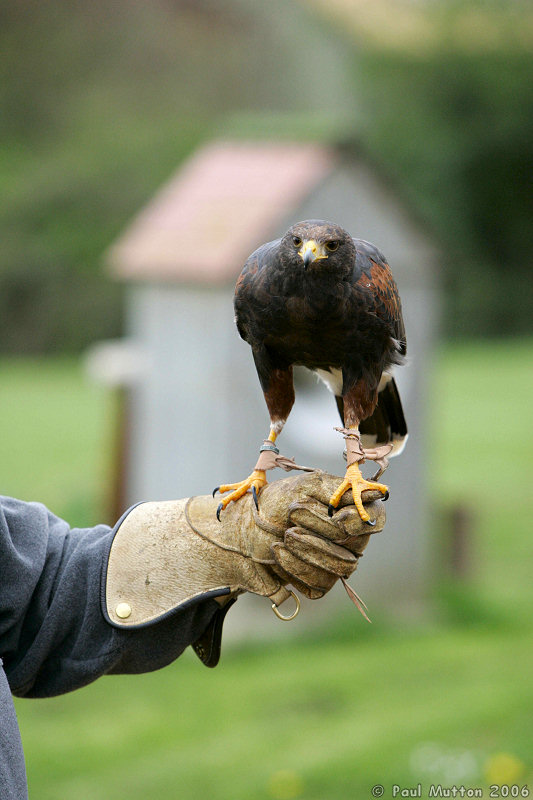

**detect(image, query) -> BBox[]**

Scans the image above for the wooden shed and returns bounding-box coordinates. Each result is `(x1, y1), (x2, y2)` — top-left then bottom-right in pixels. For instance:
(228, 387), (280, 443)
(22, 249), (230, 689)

(92, 138), (439, 632)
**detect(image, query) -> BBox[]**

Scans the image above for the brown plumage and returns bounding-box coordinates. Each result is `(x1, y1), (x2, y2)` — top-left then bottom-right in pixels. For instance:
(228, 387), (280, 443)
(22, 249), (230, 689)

(215, 219), (407, 523)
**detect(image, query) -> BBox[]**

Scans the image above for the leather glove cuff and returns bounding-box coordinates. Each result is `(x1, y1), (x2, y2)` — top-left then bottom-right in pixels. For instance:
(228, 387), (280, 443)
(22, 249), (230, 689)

(101, 501), (241, 668)
(102, 500), (238, 631)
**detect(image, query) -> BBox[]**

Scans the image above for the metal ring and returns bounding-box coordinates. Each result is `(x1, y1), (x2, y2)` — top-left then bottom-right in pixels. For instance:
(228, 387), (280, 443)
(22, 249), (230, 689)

(271, 590), (300, 621)
(259, 442), (280, 454)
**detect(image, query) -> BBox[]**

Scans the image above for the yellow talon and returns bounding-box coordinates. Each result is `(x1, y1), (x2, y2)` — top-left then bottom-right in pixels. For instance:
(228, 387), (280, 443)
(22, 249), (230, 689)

(214, 426), (279, 519)
(214, 469), (268, 516)
(328, 462), (388, 523)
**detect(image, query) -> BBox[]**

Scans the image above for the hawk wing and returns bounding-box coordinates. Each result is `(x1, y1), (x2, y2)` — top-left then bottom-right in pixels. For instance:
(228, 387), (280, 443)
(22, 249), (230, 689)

(233, 239), (296, 420)
(347, 239), (407, 451)
(352, 239), (406, 358)
(234, 239), (281, 346)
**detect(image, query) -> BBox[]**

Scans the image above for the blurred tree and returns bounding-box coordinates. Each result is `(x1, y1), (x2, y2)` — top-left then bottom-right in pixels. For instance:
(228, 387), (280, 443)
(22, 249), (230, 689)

(1, 0), (532, 349)
(357, 48), (533, 336)
(0, 0), (354, 352)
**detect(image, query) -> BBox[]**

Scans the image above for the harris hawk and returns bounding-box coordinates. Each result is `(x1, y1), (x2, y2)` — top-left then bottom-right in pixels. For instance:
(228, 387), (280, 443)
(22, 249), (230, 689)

(214, 219), (407, 524)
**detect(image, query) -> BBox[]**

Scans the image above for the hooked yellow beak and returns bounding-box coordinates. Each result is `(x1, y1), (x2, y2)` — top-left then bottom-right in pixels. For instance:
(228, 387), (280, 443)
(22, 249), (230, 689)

(298, 239), (328, 268)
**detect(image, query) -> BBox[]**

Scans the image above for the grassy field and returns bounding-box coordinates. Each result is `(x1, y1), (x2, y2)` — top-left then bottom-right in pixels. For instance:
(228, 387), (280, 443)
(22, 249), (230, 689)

(4, 340), (533, 800)
(0, 357), (115, 525)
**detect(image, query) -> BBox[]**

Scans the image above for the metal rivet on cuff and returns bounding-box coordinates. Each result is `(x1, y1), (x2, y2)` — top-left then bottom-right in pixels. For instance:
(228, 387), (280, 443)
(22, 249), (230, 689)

(115, 602), (132, 619)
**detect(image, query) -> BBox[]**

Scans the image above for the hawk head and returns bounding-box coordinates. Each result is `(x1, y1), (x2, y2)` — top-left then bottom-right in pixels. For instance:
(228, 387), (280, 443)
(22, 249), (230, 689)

(280, 220), (356, 277)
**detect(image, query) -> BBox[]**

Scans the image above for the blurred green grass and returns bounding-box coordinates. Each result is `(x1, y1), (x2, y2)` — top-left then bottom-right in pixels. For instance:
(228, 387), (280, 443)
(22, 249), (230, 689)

(5, 339), (533, 799)
(0, 357), (114, 524)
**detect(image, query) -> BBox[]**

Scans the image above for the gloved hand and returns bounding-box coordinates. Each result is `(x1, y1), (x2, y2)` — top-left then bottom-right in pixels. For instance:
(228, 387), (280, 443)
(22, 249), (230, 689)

(103, 471), (385, 664)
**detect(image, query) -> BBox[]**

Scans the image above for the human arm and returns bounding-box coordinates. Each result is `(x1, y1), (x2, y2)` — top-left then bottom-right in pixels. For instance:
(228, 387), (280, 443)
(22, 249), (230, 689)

(1, 472), (385, 696)
(0, 497), (219, 698)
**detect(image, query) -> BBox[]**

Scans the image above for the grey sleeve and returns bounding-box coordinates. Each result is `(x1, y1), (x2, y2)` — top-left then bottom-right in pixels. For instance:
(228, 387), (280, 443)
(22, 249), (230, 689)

(0, 496), (218, 699)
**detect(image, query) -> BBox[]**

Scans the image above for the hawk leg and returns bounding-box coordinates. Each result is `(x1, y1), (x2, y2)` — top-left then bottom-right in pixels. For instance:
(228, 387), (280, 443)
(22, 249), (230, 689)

(329, 386), (389, 523)
(213, 430), (278, 519)
(214, 363), (297, 519)
(327, 461), (388, 525)
(213, 468), (268, 520)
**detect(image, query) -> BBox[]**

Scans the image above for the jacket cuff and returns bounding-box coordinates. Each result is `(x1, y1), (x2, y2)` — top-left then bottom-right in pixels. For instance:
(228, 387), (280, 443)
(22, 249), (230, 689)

(192, 597), (237, 667)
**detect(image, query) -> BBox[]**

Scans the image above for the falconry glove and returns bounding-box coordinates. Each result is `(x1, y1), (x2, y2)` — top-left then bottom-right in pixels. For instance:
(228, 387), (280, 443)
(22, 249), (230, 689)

(103, 471), (385, 666)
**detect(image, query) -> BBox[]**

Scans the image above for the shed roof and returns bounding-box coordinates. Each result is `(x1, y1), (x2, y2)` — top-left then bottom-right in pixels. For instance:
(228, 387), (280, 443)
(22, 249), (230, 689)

(107, 140), (336, 284)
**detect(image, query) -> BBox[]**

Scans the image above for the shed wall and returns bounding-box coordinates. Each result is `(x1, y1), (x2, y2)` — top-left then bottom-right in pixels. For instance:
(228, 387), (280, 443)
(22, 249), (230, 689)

(125, 284), (267, 504)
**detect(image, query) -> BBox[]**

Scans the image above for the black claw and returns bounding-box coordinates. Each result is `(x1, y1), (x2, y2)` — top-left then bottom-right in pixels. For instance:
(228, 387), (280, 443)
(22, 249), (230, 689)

(328, 504), (335, 518)
(252, 485), (259, 511)
(212, 486), (220, 498)
(382, 491), (390, 502)
(216, 503), (223, 522)
(365, 518), (377, 527)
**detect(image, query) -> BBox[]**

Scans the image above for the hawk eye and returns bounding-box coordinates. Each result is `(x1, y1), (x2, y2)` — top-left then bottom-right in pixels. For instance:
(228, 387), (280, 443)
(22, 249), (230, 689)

(326, 240), (339, 252)
(292, 236), (302, 247)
